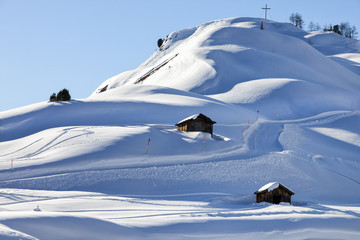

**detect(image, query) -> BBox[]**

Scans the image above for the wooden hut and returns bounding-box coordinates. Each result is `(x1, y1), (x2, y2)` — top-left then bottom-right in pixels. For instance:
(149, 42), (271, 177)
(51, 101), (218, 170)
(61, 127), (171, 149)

(176, 113), (216, 137)
(254, 182), (294, 204)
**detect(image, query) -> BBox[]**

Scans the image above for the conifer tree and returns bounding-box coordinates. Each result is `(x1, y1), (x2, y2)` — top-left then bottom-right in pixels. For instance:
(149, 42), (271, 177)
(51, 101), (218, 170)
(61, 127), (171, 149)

(157, 38), (164, 48)
(49, 93), (57, 102)
(56, 88), (71, 101)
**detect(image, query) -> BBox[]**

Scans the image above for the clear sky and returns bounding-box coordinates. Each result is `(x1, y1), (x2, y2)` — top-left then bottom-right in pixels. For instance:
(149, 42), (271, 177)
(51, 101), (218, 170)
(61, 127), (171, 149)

(1, 0), (359, 111)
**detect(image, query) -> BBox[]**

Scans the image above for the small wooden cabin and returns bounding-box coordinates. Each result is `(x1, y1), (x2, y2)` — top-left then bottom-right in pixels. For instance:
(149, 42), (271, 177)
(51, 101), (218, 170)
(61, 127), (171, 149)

(254, 182), (294, 204)
(176, 113), (216, 137)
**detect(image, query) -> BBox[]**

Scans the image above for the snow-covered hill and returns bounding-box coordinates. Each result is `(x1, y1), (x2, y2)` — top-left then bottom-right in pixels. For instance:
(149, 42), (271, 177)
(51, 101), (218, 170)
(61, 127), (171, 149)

(0, 17), (360, 239)
(93, 17), (360, 118)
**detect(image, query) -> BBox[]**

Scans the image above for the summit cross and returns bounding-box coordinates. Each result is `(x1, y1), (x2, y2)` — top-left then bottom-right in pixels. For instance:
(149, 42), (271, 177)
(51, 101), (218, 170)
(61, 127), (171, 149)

(262, 4), (271, 20)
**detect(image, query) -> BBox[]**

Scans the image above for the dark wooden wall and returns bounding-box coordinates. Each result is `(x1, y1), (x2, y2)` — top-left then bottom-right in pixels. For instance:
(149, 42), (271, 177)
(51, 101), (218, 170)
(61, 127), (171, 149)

(256, 188), (292, 204)
(177, 119), (213, 136)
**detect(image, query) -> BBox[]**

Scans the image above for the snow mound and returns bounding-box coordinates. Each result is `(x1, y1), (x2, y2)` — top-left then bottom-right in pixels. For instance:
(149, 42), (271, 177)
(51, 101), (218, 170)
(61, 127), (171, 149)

(208, 78), (299, 103)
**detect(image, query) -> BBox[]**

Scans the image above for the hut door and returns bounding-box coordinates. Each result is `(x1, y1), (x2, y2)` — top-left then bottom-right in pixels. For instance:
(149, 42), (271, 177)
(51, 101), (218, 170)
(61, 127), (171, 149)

(273, 195), (281, 204)
(195, 122), (202, 131)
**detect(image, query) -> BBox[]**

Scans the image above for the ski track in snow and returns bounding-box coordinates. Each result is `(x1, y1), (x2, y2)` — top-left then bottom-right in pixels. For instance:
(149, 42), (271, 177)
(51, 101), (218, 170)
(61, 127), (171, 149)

(1, 17), (360, 239)
(1, 110), (359, 199)
(1, 106), (359, 240)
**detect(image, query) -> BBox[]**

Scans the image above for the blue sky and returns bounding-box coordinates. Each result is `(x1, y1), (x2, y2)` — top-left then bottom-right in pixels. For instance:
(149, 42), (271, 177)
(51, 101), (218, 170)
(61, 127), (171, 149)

(1, 0), (359, 111)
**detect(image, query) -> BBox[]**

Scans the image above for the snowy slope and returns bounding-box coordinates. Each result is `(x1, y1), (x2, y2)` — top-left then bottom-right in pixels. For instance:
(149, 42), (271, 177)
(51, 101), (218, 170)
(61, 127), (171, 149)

(1, 17), (360, 239)
(0, 85), (251, 142)
(1, 188), (360, 240)
(93, 17), (360, 119)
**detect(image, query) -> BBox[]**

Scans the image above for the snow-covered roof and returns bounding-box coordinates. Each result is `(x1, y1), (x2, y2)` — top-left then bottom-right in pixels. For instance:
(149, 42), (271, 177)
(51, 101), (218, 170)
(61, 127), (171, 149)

(255, 182), (294, 194)
(176, 113), (216, 125)
(258, 182), (279, 192)
(177, 114), (201, 124)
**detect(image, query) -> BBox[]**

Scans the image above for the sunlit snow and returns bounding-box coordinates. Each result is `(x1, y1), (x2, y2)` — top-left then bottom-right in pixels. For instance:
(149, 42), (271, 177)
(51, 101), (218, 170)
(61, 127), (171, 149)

(1, 17), (360, 239)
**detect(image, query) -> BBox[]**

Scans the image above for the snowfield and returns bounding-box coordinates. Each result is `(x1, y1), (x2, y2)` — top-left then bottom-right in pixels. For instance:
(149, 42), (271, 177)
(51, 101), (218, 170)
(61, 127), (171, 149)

(0, 17), (360, 239)
(1, 189), (360, 240)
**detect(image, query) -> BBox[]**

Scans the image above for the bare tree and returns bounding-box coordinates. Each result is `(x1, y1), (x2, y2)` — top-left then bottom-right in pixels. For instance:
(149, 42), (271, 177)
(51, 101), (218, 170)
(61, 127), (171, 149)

(289, 13), (304, 29)
(350, 25), (358, 39)
(308, 21), (315, 31)
(339, 22), (349, 35)
(289, 13), (296, 25)
(339, 22), (358, 38)
(323, 24), (332, 32)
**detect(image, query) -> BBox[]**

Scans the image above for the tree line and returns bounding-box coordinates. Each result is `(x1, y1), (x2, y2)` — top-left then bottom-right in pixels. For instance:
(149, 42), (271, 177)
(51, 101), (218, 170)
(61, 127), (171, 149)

(289, 12), (358, 39)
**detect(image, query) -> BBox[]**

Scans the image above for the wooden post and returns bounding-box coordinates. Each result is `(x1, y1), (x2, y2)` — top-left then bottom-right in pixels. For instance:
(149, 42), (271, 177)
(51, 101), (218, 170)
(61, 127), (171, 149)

(202, 135), (206, 152)
(257, 110), (259, 121)
(351, 100), (354, 111)
(145, 138), (150, 155)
